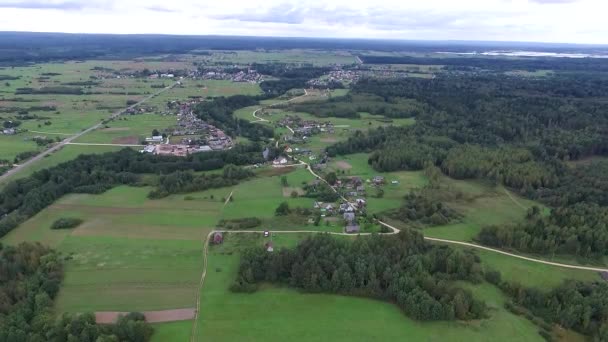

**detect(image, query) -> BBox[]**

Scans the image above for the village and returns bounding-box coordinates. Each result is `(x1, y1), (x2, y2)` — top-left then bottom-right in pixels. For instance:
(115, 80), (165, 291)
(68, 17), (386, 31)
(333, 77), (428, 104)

(140, 99), (233, 157)
(195, 67), (264, 83)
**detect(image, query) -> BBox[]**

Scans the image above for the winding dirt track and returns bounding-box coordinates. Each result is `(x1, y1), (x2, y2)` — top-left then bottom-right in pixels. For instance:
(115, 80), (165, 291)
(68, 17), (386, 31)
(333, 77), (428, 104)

(251, 89), (309, 123)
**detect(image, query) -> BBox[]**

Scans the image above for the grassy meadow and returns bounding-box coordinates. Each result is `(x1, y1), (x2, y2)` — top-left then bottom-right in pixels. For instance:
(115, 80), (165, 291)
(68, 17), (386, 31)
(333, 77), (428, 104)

(191, 233), (545, 342)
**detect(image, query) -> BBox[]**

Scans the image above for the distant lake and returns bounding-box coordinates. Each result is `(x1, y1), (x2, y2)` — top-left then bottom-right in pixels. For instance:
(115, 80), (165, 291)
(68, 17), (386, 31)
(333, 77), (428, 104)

(437, 51), (608, 58)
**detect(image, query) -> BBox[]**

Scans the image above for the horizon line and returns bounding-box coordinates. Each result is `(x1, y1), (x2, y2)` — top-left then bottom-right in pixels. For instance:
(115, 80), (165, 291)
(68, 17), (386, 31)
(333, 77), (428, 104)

(1, 30), (607, 48)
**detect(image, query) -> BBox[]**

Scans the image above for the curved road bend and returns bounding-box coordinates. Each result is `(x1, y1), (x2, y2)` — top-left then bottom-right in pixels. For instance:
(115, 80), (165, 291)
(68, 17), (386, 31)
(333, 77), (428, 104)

(252, 89), (309, 123)
(296, 157), (606, 271)
(0, 82), (178, 184)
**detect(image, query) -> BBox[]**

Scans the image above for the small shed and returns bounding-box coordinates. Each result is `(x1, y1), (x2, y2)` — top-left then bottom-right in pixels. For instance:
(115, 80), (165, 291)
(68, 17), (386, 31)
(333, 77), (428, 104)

(212, 232), (223, 245)
(265, 241), (274, 252)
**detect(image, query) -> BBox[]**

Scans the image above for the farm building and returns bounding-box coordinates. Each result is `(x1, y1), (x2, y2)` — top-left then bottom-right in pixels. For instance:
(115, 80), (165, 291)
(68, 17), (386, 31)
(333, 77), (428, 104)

(343, 212), (356, 223)
(212, 232), (224, 244)
(372, 175), (385, 185)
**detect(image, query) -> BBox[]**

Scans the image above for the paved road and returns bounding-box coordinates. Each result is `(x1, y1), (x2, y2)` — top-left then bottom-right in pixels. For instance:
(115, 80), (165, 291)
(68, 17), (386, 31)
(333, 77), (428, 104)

(66, 142), (144, 147)
(0, 83), (177, 184)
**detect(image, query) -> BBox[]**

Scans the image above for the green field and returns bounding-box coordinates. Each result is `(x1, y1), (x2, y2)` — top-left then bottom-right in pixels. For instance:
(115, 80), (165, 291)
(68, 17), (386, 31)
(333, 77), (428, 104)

(204, 50), (357, 66)
(74, 114), (175, 144)
(191, 233), (544, 342)
(2, 185), (217, 313)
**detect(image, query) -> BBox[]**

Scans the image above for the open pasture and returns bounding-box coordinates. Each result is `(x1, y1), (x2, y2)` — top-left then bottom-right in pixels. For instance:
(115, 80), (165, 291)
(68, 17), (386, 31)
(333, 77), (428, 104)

(2, 185), (218, 313)
(206, 50), (357, 66)
(74, 114), (175, 144)
(192, 233), (545, 342)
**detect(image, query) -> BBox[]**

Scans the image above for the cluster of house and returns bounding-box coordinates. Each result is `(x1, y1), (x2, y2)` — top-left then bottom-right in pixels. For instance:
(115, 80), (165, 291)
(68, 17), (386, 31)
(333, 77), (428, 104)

(335, 176), (389, 199)
(125, 105), (155, 115)
(140, 100), (232, 157)
(148, 73), (176, 79)
(313, 200), (364, 234)
(1, 128), (16, 135)
(278, 115), (335, 137)
(196, 67), (263, 83)
(307, 69), (361, 87)
(141, 144), (212, 156)
(175, 100), (233, 149)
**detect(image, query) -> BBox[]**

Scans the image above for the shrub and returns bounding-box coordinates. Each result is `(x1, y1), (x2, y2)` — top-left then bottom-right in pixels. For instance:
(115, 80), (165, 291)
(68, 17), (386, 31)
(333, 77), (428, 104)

(51, 218), (83, 230)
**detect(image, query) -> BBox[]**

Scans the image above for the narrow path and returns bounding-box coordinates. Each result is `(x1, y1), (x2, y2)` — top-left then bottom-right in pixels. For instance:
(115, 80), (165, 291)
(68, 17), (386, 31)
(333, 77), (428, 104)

(502, 186), (528, 211)
(190, 230), (213, 342)
(0, 82), (177, 184)
(223, 190), (234, 207)
(28, 130), (75, 136)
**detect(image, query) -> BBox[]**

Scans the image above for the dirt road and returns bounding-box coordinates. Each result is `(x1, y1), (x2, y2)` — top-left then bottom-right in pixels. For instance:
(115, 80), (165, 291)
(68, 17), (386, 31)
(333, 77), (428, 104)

(251, 89), (309, 123)
(0, 82), (177, 184)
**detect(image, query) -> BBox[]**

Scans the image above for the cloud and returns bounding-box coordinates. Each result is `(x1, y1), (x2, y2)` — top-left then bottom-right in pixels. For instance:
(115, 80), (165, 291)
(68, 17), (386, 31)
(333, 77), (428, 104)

(528, 0), (578, 3)
(145, 6), (177, 13)
(0, 0), (605, 44)
(0, 1), (85, 10)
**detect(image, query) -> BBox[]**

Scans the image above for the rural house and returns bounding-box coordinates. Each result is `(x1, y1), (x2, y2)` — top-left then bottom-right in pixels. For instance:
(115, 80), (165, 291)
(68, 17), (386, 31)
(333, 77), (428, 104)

(345, 225), (360, 234)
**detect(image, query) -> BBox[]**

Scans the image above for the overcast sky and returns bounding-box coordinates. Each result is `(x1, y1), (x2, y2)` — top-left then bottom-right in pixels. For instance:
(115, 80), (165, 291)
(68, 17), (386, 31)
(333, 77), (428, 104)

(0, 0), (605, 44)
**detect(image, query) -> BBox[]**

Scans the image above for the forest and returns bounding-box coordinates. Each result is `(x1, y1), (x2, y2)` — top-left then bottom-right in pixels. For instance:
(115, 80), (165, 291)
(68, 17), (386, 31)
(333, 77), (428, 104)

(193, 95), (274, 141)
(148, 165), (253, 198)
(359, 55), (608, 72)
(231, 230), (486, 321)
(326, 74), (608, 258)
(287, 93), (423, 119)
(387, 192), (458, 227)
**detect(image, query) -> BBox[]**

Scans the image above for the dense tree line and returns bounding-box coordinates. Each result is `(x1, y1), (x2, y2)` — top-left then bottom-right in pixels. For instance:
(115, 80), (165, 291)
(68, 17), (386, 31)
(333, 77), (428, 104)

(288, 93), (423, 119)
(485, 267), (608, 341)
(255, 64), (331, 96)
(535, 161), (608, 207)
(302, 182), (340, 202)
(387, 192), (458, 227)
(359, 55), (608, 72)
(193, 95), (274, 140)
(148, 165), (253, 198)
(327, 75), (608, 260)
(0, 242), (153, 341)
(15, 87), (84, 95)
(259, 79), (309, 97)
(231, 230), (486, 321)
(0, 147), (264, 238)
(478, 203), (608, 257)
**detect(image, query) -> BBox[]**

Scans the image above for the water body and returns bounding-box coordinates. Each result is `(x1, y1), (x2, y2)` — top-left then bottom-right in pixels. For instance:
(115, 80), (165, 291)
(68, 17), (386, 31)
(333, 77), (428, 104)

(437, 51), (608, 58)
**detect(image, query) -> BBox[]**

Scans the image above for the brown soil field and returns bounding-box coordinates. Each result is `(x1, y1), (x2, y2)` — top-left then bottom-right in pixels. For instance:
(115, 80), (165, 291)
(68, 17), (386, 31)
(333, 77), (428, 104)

(95, 308), (196, 324)
(335, 161), (352, 170)
(320, 137), (338, 143)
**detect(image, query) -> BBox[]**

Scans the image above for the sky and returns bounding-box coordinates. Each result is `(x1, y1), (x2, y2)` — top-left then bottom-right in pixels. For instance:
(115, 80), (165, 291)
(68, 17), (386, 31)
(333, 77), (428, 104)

(0, 0), (605, 44)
